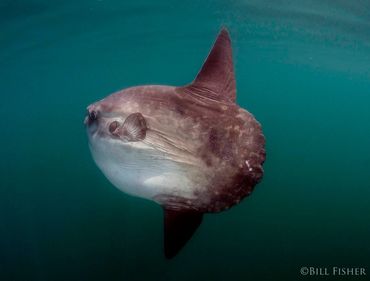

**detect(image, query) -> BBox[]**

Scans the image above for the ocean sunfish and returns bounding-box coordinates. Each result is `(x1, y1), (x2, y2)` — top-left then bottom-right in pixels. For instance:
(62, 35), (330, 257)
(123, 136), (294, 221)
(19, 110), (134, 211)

(85, 28), (266, 258)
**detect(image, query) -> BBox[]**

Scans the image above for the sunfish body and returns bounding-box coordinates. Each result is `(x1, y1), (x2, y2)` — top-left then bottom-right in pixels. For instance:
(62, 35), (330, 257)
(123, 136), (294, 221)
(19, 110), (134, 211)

(85, 28), (266, 258)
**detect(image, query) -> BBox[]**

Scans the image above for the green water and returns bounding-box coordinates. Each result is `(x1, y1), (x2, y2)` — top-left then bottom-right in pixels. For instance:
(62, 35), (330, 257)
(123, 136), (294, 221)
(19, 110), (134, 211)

(1, 1), (370, 280)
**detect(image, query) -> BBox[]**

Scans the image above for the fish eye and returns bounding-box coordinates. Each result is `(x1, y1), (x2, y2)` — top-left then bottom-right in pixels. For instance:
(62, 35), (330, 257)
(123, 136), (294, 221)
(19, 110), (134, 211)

(109, 121), (120, 134)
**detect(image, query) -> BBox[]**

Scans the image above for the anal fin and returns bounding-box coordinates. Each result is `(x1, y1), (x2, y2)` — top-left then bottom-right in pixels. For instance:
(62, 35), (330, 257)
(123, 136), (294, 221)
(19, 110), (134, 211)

(163, 208), (203, 259)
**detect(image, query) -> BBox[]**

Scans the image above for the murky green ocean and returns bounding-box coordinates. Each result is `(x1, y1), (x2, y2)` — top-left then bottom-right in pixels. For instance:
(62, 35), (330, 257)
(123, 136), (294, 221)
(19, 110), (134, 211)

(1, 1), (370, 280)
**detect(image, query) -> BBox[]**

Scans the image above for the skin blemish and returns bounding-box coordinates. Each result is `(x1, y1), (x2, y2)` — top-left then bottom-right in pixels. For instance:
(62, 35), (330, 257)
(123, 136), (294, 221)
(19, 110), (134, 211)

(245, 160), (253, 172)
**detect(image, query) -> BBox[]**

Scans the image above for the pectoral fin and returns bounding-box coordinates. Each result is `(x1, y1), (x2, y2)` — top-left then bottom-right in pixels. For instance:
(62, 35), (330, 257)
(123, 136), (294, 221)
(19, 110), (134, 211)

(163, 208), (203, 259)
(121, 112), (147, 141)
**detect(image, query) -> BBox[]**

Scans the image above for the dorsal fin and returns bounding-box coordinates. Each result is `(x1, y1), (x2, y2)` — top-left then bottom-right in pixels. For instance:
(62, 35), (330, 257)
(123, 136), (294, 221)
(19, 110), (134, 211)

(183, 28), (236, 103)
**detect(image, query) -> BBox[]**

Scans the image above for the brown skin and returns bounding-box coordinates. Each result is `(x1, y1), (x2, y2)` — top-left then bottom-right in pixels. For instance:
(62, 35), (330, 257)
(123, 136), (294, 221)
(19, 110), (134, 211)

(86, 28), (266, 258)
(89, 84), (265, 213)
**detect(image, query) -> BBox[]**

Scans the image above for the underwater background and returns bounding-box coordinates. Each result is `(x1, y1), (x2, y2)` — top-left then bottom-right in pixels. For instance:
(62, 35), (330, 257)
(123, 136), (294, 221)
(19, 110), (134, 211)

(1, 0), (370, 280)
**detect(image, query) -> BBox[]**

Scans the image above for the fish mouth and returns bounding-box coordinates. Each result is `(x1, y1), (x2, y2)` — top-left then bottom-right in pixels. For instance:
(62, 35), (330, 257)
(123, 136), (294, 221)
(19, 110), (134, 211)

(84, 107), (98, 125)
(84, 107), (100, 135)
